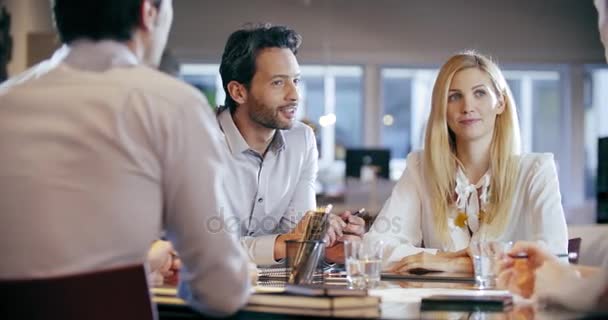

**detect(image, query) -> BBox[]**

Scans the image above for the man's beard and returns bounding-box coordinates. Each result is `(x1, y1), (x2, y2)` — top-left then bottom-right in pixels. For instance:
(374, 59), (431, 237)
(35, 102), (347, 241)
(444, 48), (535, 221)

(248, 95), (295, 130)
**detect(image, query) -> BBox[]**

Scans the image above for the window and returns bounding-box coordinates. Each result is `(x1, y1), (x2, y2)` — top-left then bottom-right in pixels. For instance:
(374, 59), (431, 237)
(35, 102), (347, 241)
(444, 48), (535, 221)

(180, 64), (224, 108)
(584, 67), (608, 199)
(300, 66), (363, 164)
(380, 69), (436, 159)
(501, 70), (562, 154)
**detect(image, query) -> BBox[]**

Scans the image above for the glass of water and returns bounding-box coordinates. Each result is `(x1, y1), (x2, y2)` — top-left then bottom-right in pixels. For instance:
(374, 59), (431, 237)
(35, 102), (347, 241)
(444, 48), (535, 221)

(344, 239), (384, 289)
(469, 240), (513, 289)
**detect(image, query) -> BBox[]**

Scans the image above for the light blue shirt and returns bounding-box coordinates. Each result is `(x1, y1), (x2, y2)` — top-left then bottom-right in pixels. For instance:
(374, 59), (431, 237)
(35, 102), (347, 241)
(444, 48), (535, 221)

(217, 108), (318, 265)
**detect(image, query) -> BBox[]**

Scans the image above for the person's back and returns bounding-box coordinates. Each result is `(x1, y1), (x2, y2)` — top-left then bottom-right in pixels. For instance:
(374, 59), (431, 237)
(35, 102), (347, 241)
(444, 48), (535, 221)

(0, 42), (190, 277)
(0, 0), (250, 316)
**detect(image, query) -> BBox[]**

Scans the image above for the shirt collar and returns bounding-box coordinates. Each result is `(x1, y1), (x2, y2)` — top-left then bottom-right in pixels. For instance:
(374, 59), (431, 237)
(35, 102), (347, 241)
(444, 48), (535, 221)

(63, 40), (140, 72)
(269, 128), (286, 153)
(217, 108), (286, 157)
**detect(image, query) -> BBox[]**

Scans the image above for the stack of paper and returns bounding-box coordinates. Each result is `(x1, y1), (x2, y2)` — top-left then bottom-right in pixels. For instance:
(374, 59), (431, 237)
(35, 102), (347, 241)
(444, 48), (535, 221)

(247, 284), (380, 318)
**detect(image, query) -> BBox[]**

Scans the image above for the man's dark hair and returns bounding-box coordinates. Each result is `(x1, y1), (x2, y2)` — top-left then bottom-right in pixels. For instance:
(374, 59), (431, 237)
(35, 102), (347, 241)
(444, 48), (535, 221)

(219, 24), (302, 112)
(52, 0), (162, 44)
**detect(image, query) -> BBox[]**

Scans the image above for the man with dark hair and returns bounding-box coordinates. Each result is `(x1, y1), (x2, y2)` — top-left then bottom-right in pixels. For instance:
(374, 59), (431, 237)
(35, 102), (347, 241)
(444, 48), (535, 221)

(0, 0), (249, 316)
(216, 24), (365, 265)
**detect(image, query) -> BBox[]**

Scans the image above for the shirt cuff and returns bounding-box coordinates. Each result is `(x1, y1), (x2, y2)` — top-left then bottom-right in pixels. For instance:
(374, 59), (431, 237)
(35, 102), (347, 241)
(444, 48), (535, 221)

(251, 233), (282, 266)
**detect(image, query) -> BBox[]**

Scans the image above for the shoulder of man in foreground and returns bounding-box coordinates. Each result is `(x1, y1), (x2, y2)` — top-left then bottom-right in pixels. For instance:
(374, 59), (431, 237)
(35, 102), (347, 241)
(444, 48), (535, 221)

(116, 65), (209, 108)
(0, 46), (69, 94)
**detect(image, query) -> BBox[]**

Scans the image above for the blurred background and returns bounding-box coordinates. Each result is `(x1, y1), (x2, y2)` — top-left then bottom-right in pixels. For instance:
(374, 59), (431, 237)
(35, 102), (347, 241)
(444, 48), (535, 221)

(1, 0), (606, 226)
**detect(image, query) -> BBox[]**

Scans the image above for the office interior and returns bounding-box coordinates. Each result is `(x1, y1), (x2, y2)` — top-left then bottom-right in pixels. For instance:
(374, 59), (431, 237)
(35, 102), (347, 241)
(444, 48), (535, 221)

(2, 0), (607, 259)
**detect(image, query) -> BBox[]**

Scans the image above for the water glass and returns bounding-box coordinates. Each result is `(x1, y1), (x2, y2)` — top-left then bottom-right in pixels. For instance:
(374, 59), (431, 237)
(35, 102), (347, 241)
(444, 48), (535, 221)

(469, 240), (512, 289)
(344, 239), (384, 289)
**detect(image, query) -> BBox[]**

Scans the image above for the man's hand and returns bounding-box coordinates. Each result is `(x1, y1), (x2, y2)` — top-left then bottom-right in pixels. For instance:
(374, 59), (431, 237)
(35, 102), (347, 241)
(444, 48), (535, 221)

(340, 211), (366, 236)
(274, 213), (312, 260)
(147, 240), (181, 286)
(323, 234), (362, 264)
(325, 211), (366, 247)
(496, 241), (559, 298)
(322, 211), (366, 264)
(274, 210), (366, 261)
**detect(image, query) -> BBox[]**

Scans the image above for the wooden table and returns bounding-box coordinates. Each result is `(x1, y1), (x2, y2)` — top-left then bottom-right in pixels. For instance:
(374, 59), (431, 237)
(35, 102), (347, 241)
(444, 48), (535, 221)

(154, 276), (602, 320)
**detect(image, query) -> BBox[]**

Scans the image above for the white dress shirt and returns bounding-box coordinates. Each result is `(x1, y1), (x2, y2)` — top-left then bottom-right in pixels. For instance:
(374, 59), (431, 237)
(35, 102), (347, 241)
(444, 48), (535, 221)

(364, 150), (568, 268)
(0, 40), (249, 316)
(217, 108), (318, 266)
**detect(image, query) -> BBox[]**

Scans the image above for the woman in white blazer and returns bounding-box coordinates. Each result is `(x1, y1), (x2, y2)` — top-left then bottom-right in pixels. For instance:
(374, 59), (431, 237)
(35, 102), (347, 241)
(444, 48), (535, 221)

(364, 51), (568, 273)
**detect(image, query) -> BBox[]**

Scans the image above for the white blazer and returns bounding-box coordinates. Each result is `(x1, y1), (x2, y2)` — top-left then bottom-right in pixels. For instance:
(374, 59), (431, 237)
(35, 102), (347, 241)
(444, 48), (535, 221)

(364, 151), (568, 268)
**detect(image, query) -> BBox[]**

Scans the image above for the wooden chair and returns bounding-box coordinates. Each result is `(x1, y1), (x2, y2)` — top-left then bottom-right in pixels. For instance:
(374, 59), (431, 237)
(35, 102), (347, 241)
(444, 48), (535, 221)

(0, 264), (155, 320)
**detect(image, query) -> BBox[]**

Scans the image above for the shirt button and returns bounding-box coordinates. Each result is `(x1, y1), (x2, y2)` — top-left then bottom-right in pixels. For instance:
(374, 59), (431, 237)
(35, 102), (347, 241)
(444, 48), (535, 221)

(257, 197), (264, 203)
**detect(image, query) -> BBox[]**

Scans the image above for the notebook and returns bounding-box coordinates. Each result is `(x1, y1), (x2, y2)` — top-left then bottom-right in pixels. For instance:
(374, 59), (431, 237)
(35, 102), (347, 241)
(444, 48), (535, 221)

(381, 271), (475, 283)
(258, 266), (289, 280)
(249, 282), (378, 310)
(281, 284), (368, 297)
(243, 304), (380, 318)
(151, 286), (177, 297)
(257, 266), (323, 286)
(248, 293), (380, 310)
(421, 293), (513, 312)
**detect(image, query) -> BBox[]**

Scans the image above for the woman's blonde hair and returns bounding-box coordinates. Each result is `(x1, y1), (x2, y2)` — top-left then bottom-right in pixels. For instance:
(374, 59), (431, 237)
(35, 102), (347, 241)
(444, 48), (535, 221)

(423, 51), (521, 244)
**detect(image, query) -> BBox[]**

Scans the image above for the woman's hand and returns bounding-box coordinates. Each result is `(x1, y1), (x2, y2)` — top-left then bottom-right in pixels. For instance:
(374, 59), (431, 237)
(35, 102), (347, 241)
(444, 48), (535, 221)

(389, 250), (473, 274)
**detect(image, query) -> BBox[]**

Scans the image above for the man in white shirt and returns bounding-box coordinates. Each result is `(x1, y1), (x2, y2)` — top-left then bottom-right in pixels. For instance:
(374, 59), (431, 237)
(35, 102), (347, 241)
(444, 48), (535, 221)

(217, 25), (365, 265)
(0, 0), (249, 316)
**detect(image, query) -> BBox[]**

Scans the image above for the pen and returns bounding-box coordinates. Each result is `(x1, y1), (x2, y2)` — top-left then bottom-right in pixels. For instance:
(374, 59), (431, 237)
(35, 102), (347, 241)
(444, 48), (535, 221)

(509, 252), (577, 259)
(352, 208), (366, 217)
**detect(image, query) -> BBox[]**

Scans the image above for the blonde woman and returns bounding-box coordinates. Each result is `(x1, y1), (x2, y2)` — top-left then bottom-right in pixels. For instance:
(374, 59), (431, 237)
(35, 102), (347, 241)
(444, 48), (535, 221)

(364, 51), (568, 273)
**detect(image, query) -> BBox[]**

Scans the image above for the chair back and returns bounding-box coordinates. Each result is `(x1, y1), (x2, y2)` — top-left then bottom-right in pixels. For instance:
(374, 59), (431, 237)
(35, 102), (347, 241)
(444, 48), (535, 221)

(0, 264), (155, 320)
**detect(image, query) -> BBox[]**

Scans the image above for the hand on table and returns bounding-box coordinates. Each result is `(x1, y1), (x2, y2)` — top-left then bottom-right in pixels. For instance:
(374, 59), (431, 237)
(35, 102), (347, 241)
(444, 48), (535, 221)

(389, 249), (472, 274)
